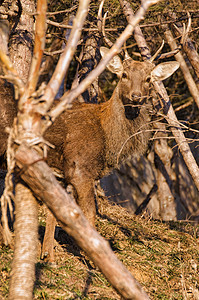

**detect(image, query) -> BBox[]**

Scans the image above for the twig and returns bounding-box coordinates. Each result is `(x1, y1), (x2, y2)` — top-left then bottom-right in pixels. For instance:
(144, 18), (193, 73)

(46, 19), (119, 32)
(135, 184), (158, 215)
(174, 99), (193, 112)
(46, 5), (77, 15)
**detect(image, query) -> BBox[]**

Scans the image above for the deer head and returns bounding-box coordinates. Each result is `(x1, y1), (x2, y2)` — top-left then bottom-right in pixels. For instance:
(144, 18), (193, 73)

(100, 47), (179, 119)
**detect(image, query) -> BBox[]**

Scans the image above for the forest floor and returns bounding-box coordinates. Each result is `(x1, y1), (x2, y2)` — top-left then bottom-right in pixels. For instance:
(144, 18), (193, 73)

(0, 197), (199, 299)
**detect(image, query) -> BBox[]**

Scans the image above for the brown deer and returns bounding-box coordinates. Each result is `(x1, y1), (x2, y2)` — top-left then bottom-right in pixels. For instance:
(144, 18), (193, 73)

(41, 47), (179, 263)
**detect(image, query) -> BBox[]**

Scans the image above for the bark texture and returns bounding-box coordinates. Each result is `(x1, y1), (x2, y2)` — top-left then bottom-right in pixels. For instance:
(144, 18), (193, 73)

(9, 183), (38, 300)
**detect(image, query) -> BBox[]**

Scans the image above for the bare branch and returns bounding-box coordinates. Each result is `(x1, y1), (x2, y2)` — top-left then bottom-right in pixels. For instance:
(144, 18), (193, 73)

(180, 12), (191, 45)
(149, 40), (165, 62)
(19, 0), (47, 104)
(102, 12), (114, 47)
(46, 19), (119, 32)
(119, 0), (152, 60)
(46, 5), (77, 15)
(174, 99), (193, 112)
(97, 0), (105, 33)
(46, 19), (73, 29)
(120, 1), (180, 61)
(0, 51), (25, 97)
(38, 0), (90, 114)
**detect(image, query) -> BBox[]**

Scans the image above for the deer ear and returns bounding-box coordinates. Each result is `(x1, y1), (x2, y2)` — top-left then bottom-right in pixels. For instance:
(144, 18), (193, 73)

(151, 61), (180, 82)
(100, 47), (123, 78)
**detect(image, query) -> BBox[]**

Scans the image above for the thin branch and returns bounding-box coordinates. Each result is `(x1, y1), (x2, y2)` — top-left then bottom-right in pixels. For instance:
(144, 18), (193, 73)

(97, 0), (105, 34)
(0, 51), (25, 96)
(46, 5), (77, 15)
(38, 0), (91, 115)
(46, 19), (73, 29)
(44, 49), (64, 56)
(19, 0), (47, 107)
(174, 99), (193, 112)
(120, 0), (152, 60)
(157, 111), (199, 135)
(46, 19), (120, 32)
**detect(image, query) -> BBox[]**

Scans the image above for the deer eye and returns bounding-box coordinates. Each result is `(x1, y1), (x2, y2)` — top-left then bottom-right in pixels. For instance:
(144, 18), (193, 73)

(146, 76), (151, 83)
(122, 72), (128, 79)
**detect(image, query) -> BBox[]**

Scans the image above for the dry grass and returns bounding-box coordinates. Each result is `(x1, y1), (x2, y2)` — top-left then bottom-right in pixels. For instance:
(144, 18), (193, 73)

(0, 197), (199, 299)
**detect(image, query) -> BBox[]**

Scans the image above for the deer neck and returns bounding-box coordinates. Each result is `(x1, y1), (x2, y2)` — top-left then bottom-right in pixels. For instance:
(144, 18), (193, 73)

(99, 87), (152, 170)
(99, 89), (134, 169)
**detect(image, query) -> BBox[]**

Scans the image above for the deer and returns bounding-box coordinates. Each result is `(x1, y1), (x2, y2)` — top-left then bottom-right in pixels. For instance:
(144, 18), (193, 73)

(40, 46), (179, 263)
(0, 45), (179, 263)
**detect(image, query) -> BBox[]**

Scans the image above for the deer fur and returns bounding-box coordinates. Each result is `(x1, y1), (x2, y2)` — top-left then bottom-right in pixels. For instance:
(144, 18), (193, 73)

(0, 79), (16, 167)
(45, 48), (179, 222)
(0, 47), (179, 262)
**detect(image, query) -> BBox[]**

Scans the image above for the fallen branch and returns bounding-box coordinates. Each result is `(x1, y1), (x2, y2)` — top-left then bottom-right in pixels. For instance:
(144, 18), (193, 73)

(15, 144), (150, 300)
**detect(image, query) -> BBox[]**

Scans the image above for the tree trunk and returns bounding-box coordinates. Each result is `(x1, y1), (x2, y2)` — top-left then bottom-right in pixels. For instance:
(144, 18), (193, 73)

(9, 182), (38, 300)
(154, 124), (177, 220)
(5, 0), (38, 298)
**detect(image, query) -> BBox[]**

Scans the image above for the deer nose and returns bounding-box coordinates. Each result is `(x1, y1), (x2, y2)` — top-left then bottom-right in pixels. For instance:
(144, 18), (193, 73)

(131, 93), (142, 100)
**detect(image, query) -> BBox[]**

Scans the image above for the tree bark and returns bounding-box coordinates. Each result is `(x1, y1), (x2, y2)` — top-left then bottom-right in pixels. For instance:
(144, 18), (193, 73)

(154, 124), (177, 220)
(8, 182), (38, 300)
(8, 0), (34, 82)
(15, 144), (150, 300)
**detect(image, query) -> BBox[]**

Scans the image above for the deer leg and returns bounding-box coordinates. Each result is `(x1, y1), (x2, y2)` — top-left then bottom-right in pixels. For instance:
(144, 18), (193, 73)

(41, 209), (56, 264)
(71, 178), (96, 226)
